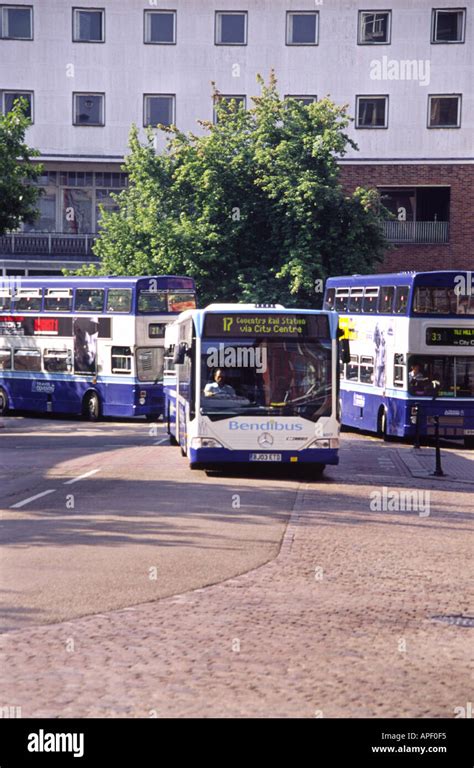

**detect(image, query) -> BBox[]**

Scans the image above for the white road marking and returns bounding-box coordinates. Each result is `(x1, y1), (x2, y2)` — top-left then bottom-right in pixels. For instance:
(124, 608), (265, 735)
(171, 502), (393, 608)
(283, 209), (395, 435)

(10, 489), (56, 509)
(63, 469), (101, 485)
(153, 438), (169, 445)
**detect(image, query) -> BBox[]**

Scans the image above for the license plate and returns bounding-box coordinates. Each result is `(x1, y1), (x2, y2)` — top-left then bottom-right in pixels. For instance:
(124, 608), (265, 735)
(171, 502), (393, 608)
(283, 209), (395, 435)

(465, 429), (474, 435)
(249, 453), (282, 462)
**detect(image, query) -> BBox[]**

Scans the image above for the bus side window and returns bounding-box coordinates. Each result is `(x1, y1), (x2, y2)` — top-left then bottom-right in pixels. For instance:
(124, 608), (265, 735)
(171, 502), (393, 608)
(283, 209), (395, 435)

(346, 355), (359, 381)
(348, 289), (364, 313)
(335, 289), (349, 312)
(0, 349), (12, 370)
(0, 292), (11, 312)
(323, 288), (335, 311)
(378, 286), (395, 313)
(111, 346), (132, 374)
(44, 349), (71, 373)
(363, 289), (378, 314)
(394, 353), (404, 388)
(360, 355), (374, 384)
(394, 286), (410, 314)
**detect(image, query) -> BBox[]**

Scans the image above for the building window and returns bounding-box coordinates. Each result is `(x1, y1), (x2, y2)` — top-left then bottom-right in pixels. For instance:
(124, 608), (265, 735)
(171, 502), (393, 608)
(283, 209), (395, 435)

(73, 93), (105, 126)
(2, 90), (33, 120)
(73, 8), (104, 42)
(213, 95), (246, 123)
(428, 94), (461, 128)
(356, 95), (388, 128)
(285, 95), (317, 106)
(143, 94), (175, 127)
(215, 11), (247, 45)
(286, 11), (318, 45)
(358, 11), (391, 44)
(144, 10), (176, 44)
(0, 4), (32, 39)
(432, 8), (466, 43)
(62, 188), (93, 234)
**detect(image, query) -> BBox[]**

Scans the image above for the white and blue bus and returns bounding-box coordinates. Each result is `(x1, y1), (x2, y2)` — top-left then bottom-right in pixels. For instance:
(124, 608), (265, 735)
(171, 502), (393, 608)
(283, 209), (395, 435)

(164, 304), (346, 472)
(0, 275), (196, 420)
(323, 270), (474, 447)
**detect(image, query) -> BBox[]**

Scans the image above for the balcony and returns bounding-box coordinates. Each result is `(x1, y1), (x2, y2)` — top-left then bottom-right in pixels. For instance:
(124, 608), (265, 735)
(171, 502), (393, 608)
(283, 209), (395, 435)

(0, 233), (99, 259)
(382, 220), (450, 244)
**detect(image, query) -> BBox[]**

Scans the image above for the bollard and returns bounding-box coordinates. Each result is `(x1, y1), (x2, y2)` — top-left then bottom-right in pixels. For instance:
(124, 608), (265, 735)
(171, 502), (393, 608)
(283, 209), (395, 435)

(413, 404), (421, 449)
(432, 415), (444, 477)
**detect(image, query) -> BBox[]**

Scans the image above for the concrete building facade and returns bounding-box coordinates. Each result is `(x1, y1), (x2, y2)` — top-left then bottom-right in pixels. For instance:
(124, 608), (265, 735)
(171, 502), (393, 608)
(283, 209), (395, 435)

(1, 0), (472, 275)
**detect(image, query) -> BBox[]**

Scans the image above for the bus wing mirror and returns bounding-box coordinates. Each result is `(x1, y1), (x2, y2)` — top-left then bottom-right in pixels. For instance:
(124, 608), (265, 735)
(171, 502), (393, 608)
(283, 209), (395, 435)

(173, 342), (187, 365)
(340, 338), (350, 365)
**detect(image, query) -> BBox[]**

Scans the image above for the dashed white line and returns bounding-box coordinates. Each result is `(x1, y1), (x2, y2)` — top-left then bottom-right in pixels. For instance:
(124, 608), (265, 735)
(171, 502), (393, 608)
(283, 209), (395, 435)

(10, 489), (56, 509)
(63, 469), (101, 485)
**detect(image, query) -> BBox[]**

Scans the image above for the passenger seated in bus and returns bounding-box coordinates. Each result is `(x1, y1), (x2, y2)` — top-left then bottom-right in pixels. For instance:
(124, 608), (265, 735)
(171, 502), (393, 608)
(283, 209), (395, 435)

(204, 369), (236, 397)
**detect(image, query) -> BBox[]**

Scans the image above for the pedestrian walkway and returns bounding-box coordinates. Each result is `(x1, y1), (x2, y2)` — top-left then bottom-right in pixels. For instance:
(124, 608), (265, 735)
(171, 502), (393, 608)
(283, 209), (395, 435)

(397, 446), (474, 484)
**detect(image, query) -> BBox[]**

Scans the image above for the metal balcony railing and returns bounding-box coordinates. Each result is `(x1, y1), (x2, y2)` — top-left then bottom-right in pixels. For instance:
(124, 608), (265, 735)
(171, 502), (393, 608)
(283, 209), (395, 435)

(0, 233), (99, 259)
(382, 220), (450, 244)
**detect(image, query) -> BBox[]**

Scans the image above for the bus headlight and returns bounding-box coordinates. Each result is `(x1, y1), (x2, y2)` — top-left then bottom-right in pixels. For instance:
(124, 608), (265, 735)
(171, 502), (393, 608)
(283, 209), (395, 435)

(191, 438), (223, 449)
(308, 438), (339, 449)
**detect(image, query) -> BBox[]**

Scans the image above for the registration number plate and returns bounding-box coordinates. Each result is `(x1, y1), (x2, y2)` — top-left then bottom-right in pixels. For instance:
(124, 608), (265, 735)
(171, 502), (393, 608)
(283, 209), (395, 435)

(249, 453), (282, 462)
(465, 429), (474, 436)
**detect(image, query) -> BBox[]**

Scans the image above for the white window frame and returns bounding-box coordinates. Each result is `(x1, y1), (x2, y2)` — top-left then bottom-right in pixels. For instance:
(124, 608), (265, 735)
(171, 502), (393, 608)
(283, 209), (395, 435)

(213, 94), (246, 123)
(358, 10), (392, 45)
(73, 92), (105, 127)
(2, 89), (33, 121)
(286, 11), (319, 46)
(143, 94), (176, 127)
(356, 95), (389, 129)
(0, 4), (33, 40)
(428, 94), (462, 128)
(285, 95), (318, 106)
(144, 9), (176, 44)
(73, 7), (105, 43)
(215, 11), (248, 46)
(431, 7), (466, 44)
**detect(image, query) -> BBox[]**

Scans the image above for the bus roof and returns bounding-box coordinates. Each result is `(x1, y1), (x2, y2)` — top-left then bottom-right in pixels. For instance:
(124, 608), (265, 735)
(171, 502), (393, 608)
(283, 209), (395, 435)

(0, 275), (196, 290)
(325, 271), (471, 288)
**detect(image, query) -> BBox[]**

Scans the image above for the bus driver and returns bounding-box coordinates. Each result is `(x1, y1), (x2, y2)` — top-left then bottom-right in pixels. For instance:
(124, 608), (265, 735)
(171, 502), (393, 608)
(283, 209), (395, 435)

(204, 369), (236, 397)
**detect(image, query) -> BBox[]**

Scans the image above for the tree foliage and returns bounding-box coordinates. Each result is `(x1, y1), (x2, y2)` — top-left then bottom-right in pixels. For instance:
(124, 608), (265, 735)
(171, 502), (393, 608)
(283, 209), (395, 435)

(0, 99), (42, 235)
(88, 73), (389, 306)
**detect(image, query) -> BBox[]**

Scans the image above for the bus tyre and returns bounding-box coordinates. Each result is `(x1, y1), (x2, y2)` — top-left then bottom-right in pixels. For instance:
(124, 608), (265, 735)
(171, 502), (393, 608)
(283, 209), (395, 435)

(313, 464), (325, 478)
(464, 437), (474, 450)
(83, 392), (100, 421)
(0, 387), (9, 416)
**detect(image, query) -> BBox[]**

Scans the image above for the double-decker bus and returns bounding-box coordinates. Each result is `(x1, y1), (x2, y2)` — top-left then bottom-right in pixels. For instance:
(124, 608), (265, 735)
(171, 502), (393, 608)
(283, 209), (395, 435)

(164, 303), (346, 472)
(323, 271), (474, 447)
(0, 275), (196, 420)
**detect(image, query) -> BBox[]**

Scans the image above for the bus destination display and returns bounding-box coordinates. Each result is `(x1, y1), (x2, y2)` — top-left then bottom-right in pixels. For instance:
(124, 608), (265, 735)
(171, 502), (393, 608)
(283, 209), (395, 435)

(203, 313), (329, 339)
(426, 327), (474, 346)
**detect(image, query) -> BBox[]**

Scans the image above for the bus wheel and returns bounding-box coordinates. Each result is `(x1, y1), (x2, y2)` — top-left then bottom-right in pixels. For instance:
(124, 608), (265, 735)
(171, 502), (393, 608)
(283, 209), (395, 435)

(464, 437), (474, 450)
(313, 464), (326, 478)
(0, 387), (9, 416)
(83, 392), (100, 421)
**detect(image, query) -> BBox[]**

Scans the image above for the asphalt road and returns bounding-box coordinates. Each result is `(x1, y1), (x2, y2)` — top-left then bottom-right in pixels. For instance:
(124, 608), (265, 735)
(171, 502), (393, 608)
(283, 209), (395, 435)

(0, 417), (300, 630)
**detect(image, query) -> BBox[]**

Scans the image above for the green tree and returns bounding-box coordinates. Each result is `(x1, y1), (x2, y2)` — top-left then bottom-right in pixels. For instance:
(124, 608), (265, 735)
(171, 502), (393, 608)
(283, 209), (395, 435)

(0, 99), (42, 234)
(88, 74), (389, 306)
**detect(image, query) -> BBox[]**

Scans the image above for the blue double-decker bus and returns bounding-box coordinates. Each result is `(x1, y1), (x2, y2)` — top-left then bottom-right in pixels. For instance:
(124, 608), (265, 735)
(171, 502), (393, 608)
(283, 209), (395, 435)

(0, 275), (196, 420)
(323, 271), (474, 447)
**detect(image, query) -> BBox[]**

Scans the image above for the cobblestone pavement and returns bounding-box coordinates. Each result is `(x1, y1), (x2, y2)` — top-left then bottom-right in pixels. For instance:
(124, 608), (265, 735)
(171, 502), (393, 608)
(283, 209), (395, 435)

(1, 440), (472, 718)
